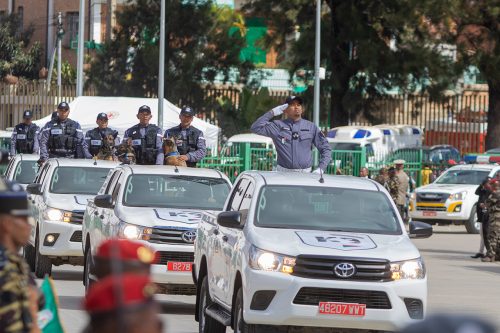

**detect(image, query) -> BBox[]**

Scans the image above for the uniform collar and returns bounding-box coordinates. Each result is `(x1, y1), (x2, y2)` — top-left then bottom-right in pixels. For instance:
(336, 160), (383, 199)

(283, 118), (302, 125)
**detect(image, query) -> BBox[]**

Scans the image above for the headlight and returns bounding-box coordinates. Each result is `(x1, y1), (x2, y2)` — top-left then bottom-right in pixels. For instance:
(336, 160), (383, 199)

(44, 208), (63, 221)
(118, 221), (152, 240)
(390, 258), (426, 280)
(449, 191), (467, 201)
(249, 245), (296, 274)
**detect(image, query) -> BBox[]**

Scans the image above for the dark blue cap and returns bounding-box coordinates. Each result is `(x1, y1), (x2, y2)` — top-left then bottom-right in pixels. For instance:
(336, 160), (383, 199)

(97, 112), (108, 120)
(138, 105), (151, 114)
(57, 101), (70, 110)
(180, 106), (195, 116)
(286, 96), (303, 105)
(0, 181), (30, 216)
(23, 110), (33, 119)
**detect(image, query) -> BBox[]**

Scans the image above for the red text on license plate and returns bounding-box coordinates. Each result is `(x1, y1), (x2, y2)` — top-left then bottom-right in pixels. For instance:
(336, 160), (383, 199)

(423, 211), (437, 217)
(318, 302), (366, 316)
(167, 262), (192, 272)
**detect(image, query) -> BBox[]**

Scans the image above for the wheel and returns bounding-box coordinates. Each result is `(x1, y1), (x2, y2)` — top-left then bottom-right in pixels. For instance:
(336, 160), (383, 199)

(465, 205), (480, 234)
(83, 245), (94, 290)
(234, 287), (258, 333)
(34, 232), (52, 278)
(198, 276), (226, 333)
(24, 244), (36, 272)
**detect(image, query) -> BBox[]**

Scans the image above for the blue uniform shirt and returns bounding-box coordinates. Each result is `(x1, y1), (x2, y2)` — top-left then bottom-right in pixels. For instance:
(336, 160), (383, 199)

(39, 119), (86, 160)
(123, 125), (164, 165)
(251, 110), (332, 170)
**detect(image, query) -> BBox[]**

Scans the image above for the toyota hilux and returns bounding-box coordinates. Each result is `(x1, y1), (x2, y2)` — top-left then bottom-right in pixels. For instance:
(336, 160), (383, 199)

(194, 171), (432, 333)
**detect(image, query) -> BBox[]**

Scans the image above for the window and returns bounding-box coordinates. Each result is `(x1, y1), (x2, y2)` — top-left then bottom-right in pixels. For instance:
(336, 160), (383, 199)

(49, 167), (112, 194)
(239, 182), (254, 223)
(66, 12), (79, 46)
(228, 178), (250, 211)
(13, 161), (39, 184)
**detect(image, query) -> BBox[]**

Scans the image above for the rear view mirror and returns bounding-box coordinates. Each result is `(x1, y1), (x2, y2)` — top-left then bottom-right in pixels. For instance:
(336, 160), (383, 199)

(409, 221), (433, 239)
(94, 194), (114, 209)
(217, 211), (243, 229)
(26, 183), (42, 195)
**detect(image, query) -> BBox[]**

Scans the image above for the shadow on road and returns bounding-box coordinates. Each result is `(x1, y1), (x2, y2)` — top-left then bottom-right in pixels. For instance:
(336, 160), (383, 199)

(420, 249), (473, 255)
(59, 295), (84, 311)
(465, 265), (500, 275)
(430, 230), (469, 235)
(158, 300), (195, 315)
(51, 269), (83, 281)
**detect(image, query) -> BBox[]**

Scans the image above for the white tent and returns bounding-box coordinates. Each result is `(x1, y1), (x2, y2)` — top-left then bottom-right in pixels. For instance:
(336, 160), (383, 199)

(34, 96), (220, 150)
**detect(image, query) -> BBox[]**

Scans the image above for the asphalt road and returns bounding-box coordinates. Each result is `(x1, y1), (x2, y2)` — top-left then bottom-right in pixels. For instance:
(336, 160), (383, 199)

(44, 225), (500, 333)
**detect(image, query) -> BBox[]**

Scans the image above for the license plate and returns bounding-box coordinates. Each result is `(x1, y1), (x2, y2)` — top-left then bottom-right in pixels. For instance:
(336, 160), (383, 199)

(318, 302), (366, 316)
(167, 262), (192, 272)
(423, 211), (437, 217)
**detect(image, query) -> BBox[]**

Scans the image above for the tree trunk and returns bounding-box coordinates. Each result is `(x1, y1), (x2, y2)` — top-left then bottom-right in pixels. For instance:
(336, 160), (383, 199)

(485, 80), (500, 150)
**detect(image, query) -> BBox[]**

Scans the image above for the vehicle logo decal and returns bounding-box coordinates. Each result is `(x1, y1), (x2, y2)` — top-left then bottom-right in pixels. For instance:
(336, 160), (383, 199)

(334, 263), (356, 278)
(295, 231), (377, 251)
(181, 230), (197, 243)
(154, 209), (201, 224)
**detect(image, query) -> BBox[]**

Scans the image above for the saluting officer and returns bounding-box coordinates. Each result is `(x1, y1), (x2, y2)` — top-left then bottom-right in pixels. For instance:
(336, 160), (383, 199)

(10, 110), (40, 156)
(39, 102), (86, 162)
(123, 105), (163, 165)
(0, 181), (41, 333)
(164, 106), (206, 167)
(251, 96), (331, 173)
(83, 113), (119, 159)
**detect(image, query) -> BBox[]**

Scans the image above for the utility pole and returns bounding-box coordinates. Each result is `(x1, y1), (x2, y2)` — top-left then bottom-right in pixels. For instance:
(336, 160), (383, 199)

(57, 12), (64, 100)
(313, 0), (321, 128)
(76, 0), (85, 97)
(158, 0), (166, 127)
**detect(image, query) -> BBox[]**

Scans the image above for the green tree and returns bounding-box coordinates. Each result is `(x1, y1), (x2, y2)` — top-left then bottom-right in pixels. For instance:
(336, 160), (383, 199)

(243, 0), (461, 127)
(87, 0), (254, 106)
(0, 13), (42, 79)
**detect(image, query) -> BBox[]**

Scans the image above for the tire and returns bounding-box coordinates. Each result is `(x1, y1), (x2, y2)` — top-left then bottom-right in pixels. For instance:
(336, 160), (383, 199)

(34, 232), (52, 278)
(198, 276), (226, 333)
(234, 288), (258, 333)
(83, 246), (94, 291)
(24, 244), (36, 272)
(465, 205), (480, 234)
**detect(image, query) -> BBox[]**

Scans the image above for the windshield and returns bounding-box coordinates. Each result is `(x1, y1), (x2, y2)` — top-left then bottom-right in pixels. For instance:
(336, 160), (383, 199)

(14, 161), (38, 184)
(123, 174), (230, 210)
(255, 186), (402, 235)
(331, 142), (361, 151)
(50, 167), (111, 194)
(435, 169), (490, 185)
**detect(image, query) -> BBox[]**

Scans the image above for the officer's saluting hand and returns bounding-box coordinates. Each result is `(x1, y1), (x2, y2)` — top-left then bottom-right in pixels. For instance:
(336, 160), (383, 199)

(39, 102), (86, 162)
(164, 106), (206, 167)
(123, 105), (163, 165)
(10, 110), (40, 156)
(251, 96), (331, 173)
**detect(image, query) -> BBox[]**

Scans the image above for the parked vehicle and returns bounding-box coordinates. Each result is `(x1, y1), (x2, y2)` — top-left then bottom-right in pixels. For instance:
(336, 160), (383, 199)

(25, 158), (118, 277)
(82, 165), (231, 293)
(410, 164), (500, 234)
(195, 171), (432, 332)
(3, 154), (39, 187)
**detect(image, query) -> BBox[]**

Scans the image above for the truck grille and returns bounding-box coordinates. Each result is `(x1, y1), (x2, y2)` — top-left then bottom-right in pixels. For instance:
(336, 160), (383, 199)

(293, 287), (392, 309)
(148, 227), (196, 245)
(416, 192), (448, 203)
(292, 255), (392, 282)
(416, 206), (446, 211)
(68, 211), (84, 225)
(155, 251), (194, 265)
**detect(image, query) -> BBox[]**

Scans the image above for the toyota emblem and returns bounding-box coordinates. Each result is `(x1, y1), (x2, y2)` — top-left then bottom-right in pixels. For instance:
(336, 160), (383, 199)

(334, 263), (356, 278)
(181, 230), (197, 243)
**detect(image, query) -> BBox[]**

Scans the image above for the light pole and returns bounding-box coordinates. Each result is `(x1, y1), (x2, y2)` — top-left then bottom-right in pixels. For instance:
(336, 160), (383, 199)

(158, 0), (166, 127)
(313, 0), (321, 128)
(76, 0), (85, 97)
(57, 12), (63, 100)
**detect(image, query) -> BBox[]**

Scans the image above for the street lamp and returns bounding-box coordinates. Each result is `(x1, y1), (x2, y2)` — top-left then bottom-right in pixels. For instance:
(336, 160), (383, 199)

(158, 0), (166, 127)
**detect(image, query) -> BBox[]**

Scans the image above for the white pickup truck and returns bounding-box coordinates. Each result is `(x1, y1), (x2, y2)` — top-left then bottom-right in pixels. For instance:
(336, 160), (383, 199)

(194, 171), (432, 333)
(410, 164), (500, 234)
(82, 165), (231, 293)
(25, 158), (118, 278)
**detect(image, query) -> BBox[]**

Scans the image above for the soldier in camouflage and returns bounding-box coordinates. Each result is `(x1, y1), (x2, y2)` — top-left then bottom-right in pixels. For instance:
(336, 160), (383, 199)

(482, 179), (500, 262)
(0, 180), (39, 333)
(387, 167), (400, 205)
(374, 167), (388, 187)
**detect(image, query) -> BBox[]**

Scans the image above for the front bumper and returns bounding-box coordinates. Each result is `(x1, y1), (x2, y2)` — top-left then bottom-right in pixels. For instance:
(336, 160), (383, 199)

(410, 201), (468, 222)
(39, 220), (83, 257)
(144, 242), (195, 286)
(242, 267), (427, 331)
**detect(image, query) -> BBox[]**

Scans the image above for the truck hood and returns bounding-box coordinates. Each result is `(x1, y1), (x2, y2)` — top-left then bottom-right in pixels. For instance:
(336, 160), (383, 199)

(46, 193), (94, 211)
(416, 183), (478, 194)
(117, 207), (220, 228)
(249, 228), (420, 262)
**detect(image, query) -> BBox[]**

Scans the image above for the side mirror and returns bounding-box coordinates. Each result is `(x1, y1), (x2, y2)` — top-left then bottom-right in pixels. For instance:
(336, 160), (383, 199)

(94, 194), (114, 209)
(217, 211), (243, 229)
(26, 183), (42, 195)
(409, 221), (433, 239)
